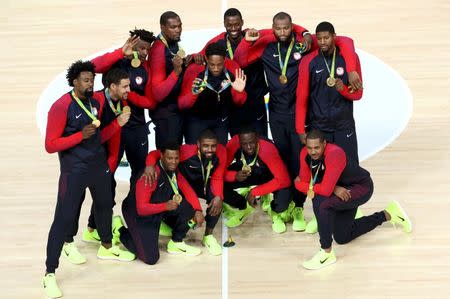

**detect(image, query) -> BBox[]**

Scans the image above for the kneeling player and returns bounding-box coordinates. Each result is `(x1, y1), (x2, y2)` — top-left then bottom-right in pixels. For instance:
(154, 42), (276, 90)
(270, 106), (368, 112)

(295, 130), (412, 270)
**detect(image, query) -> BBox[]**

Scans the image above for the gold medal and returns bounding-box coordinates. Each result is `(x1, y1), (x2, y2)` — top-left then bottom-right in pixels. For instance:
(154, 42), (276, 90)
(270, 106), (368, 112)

(326, 77), (336, 87)
(172, 194), (182, 204)
(92, 119), (101, 127)
(279, 75), (288, 85)
(176, 48), (186, 59)
(242, 165), (252, 173)
(307, 189), (315, 199)
(122, 106), (131, 113)
(131, 58), (141, 68)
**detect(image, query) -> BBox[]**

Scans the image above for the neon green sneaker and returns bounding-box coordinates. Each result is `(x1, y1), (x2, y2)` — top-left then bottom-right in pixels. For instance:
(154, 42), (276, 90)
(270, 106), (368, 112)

(167, 240), (201, 256)
(225, 204), (254, 228)
(261, 193), (272, 212)
(271, 213), (287, 233)
(112, 215), (124, 245)
(97, 245), (135, 261)
(302, 249), (337, 270)
(202, 235), (222, 256)
(385, 200), (412, 233)
(61, 242), (86, 265)
(42, 273), (62, 298)
(280, 207), (293, 223)
(82, 228), (100, 244)
(159, 221), (173, 237)
(355, 208), (364, 219)
(222, 202), (238, 219)
(305, 216), (318, 234)
(292, 207), (307, 231)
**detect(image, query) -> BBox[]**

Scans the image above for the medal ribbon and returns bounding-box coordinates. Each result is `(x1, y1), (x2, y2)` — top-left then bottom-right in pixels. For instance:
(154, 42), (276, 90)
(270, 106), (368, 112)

(322, 47), (336, 79)
(198, 151), (213, 192)
(159, 34), (184, 57)
(159, 161), (180, 195)
(105, 88), (122, 115)
(308, 161), (322, 191)
(71, 91), (98, 121)
(203, 68), (232, 98)
(226, 38), (234, 59)
(277, 37), (295, 77)
(240, 145), (259, 168)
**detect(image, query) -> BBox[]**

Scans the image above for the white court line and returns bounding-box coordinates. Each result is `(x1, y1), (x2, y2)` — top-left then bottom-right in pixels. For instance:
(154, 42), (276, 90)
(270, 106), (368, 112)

(220, 1), (229, 298)
(221, 220), (229, 299)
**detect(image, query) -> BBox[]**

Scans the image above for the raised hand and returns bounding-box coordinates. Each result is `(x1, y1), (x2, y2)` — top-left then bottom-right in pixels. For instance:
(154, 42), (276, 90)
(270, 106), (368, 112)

(122, 35), (140, 57)
(230, 68), (246, 92)
(245, 28), (260, 42)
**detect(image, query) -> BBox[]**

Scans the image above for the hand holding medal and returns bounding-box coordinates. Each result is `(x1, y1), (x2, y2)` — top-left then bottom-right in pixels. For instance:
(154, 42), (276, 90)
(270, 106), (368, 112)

(191, 78), (206, 95)
(122, 106), (131, 114)
(81, 123), (97, 139)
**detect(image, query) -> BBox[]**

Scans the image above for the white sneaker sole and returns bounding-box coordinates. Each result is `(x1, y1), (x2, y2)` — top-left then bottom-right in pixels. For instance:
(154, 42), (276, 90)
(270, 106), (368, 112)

(302, 258), (337, 270)
(96, 255), (135, 262)
(167, 249), (201, 256)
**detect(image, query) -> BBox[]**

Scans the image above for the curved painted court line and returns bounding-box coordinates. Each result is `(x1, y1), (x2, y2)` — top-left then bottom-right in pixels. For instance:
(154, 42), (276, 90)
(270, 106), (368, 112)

(35, 28), (412, 299)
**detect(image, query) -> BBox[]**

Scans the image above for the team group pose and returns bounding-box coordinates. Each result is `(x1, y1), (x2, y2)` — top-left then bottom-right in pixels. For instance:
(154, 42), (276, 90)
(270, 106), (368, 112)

(42, 8), (412, 298)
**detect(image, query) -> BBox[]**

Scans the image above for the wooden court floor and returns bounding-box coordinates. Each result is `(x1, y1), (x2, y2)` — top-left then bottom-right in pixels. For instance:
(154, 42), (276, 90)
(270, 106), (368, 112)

(0, 0), (449, 298)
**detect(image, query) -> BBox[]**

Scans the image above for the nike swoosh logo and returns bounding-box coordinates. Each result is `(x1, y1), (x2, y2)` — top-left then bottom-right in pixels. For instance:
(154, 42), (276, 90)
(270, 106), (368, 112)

(397, 215), (405, 222)
(239, 215), (245, 221)
(64, 248), (70, 256)
(159, 182), (165, 187)
(221, 117), (228, 122)
(316, 69), (324, 74)
(346, 132), (354, 138)
(189, 165), (198, 168)
(76, 113), (82, 119)
(141, 141), (148, 146)
(112, 252), (120, 257)
(179, 249), (186, 252)
(320, 257), (329, 264)
(256, 115), (264, 121)
(273, 54), (279, 57)
(106, 169), (110, 173)
(312, 164), (318, 168)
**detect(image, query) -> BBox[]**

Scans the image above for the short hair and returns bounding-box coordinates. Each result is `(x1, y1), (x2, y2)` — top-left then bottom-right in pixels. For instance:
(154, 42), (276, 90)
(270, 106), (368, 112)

(224, 8), (242, 20)
(129, 28), (156, 44)
(273, 12), (292, 23)
(160, 11), (180, 25)
(306, 129), (326, 143)
(205, 42), (226, 57)
(66, 60), (95, 87)
(160, 140), (180, 153)
(104, 68), (129, 88)
(238, 125), (258, 136)
(199, 129), (218, 142)
(316, 21), (335, 35)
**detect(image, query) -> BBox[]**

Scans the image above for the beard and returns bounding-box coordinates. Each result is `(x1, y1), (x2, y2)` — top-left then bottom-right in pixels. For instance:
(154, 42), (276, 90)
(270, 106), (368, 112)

(83, 89), (94, 98)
